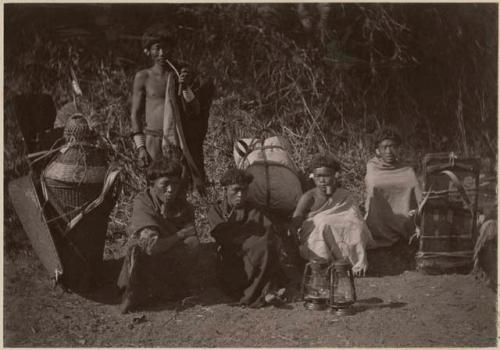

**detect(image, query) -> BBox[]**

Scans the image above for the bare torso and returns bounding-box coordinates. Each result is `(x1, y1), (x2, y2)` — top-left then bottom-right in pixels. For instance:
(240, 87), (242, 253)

(145, 68), (172, 130)
(294, 187), (331, 218)
(132, 67), (174, 131)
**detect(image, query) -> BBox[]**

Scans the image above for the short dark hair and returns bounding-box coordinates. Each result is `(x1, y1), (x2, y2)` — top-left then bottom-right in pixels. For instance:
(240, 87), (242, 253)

(220, 168), (254, 187)
(142, 25), (176, 50)
(146, 158), (182, 182)
(375, 128), (402, 147)
(309, 154), (341, 173)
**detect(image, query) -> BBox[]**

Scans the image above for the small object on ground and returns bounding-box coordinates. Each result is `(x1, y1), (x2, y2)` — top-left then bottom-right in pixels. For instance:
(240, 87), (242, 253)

(264, 287), (287, 306)
(132, 314), (147, 324)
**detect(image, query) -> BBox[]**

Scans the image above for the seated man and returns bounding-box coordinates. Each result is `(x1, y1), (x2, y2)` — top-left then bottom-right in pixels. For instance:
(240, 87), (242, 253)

(117, 158), (200, 313)
(289, 154), (374, 276)
(208, 169), (287, 308)
(364, 128), (422, 249)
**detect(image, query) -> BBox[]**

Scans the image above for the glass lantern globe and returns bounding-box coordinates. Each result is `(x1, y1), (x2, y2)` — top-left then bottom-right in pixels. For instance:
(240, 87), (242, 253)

(301, 259), (331, 310)
(329, 259), (357, 316)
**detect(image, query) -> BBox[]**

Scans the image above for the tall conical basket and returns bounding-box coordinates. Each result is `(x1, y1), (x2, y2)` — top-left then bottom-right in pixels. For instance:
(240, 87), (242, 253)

(43, 114), (108, 221)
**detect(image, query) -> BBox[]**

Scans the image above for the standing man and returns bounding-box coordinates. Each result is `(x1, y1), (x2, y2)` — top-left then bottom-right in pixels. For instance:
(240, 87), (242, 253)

(130, 25), (214, 194)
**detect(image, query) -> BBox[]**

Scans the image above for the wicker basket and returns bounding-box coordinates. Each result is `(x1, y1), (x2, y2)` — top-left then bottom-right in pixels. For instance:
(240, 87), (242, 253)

(43, 114), (108, 220)
(44, 178), (103, 219)
(63, 113), (95, 142)
(44, 146), (107, 184)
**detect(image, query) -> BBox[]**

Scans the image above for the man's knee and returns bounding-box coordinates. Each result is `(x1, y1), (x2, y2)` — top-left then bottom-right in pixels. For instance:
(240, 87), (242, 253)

(184, 236), (200, 252)
(138, 228), (160, 255)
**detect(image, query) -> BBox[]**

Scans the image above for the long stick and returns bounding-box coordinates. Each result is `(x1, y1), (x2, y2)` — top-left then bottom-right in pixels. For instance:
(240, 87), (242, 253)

(164, 58), (183, 96)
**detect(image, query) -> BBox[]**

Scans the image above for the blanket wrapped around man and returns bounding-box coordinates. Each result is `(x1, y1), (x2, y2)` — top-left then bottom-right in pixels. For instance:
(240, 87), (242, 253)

(117, 189), (197, 301)
(128, 188), (194, 238)
(364, 156), (422, 248)
(208, 201), (287, 307)
(299, 188), (374, 272)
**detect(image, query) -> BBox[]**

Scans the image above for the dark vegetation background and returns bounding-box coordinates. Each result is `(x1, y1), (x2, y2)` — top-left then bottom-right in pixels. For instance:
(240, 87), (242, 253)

(4, 3), (498, 252)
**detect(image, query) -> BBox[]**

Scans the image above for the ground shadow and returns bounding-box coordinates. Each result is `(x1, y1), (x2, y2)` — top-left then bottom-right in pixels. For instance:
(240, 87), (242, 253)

(63, 240), (311, 313)
(357, 297), (384, 304)
(77, 257), (124, 305)
(76, 242), (234, 312)
(366, 239), (419, 277)
(353, 297), (407, 313)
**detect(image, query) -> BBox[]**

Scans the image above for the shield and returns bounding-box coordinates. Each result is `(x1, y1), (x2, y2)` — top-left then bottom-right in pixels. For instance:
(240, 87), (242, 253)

(8, 174), (63, 279)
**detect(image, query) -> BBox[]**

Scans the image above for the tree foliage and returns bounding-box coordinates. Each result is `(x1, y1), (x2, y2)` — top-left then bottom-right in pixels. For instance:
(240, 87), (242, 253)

(4, 3), (497, 243)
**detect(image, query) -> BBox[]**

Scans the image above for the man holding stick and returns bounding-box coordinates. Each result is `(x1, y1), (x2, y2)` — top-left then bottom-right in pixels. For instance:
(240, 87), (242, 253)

(130, 25), (213, 194)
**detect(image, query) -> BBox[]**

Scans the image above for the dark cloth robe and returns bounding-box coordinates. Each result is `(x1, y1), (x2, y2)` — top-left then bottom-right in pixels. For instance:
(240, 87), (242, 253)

(157, 70), (214, 192)
(128, 188), (194, 238)
(179, 77), (214, 183)
(208, 201), (286, 307)
(117, 188), (196, 298)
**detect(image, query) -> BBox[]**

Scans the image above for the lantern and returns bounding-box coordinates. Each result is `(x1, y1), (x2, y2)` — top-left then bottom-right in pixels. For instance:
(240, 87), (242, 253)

(301, 259), (330, 310)
(329, 260), (357, 316)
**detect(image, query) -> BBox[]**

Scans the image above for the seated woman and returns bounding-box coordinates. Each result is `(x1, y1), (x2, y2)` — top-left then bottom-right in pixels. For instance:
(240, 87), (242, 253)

(208, 169), (287, 308)
(117, 158), (200, 313)
(289, 154), (374, 276)
(364, 128), (422, 249)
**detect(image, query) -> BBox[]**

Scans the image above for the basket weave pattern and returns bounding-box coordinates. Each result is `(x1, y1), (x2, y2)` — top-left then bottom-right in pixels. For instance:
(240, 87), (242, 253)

(43, 114), (108, 219)
(45, 178), (103, 218)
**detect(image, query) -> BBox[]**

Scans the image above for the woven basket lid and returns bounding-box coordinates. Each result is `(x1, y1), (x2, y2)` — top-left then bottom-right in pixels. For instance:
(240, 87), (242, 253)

(64, 113), (95, 142)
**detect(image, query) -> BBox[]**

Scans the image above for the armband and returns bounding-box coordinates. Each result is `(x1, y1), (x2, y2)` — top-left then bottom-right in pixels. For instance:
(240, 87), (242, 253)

(133, 133), (146, 149)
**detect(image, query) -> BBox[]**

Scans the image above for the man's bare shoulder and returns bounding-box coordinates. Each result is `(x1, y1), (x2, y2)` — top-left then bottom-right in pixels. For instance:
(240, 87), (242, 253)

(298, 188), (317, 207)
(134, 69), (151, 82)
(302, 188), (317, 201)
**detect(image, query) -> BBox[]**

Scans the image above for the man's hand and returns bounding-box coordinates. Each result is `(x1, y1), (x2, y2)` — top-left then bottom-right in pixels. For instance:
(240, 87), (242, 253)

(352, 262), (367, 277)
(137, 147), (151, 168)
(352, 245), (368, 277)
(184, 236), (200, 250)
(177, 225), (197, 240)
(162, 142), (182, 161)
(178, 67), (192, 88)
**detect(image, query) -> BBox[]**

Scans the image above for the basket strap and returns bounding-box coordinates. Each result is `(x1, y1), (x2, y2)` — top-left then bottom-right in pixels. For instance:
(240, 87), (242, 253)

(66, 167), (121, 232)
(236, 138), (262, 169)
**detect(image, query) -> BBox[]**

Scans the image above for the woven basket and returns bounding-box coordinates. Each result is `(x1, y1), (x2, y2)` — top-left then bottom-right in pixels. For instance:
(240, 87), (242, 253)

(43, 114), (108, 219)
(63, 113), (95, 142)
(44, 178), (103, 219)
(44, 146), (107, 184)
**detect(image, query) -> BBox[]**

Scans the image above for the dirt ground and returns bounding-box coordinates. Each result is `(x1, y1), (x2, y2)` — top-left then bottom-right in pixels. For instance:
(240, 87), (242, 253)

(3, 232), (497, 348)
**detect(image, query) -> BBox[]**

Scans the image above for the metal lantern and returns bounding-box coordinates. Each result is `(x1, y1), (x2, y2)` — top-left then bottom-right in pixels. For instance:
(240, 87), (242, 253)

(329, 260), (357, 316)
(301, 259), (330, 310)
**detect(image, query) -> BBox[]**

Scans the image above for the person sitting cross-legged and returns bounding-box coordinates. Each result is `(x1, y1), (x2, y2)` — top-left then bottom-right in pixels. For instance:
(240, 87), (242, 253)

(208, 169), (288, 308)
(117, 158), (200, 314)
(289, 154), (374, 277)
